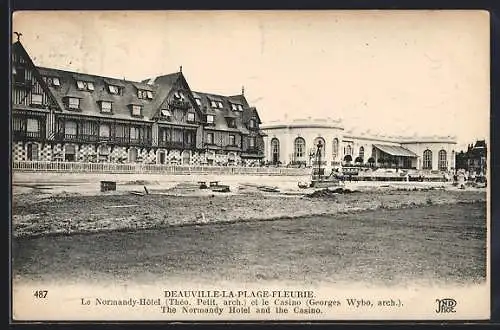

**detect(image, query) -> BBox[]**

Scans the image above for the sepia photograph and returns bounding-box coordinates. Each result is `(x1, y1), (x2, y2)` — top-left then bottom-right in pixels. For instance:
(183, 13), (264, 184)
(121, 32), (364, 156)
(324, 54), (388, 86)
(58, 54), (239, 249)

(10, 10), (490, 321)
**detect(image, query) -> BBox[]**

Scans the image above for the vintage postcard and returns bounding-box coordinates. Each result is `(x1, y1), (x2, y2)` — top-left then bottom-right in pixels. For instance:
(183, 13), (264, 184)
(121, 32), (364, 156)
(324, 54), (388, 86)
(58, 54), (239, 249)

(10, 10), (490, 321)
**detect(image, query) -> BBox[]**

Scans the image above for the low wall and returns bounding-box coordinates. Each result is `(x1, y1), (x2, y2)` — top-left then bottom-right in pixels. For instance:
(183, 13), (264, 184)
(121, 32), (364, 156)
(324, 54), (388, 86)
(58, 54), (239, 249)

(11, 161), (311, 176)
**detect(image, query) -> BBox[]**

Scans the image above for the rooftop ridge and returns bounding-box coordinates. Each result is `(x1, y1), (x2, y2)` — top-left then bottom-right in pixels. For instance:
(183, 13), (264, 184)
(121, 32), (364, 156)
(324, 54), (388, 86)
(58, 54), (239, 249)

(36, 65), (165, 87)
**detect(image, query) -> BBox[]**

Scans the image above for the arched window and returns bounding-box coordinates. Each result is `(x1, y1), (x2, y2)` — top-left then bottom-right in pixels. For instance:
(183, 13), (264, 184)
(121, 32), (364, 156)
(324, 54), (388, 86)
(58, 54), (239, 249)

(227, 152), (236, 165)
(26, 143), (39, 161)
(423, 149), (433, 169)
(346, 145), (352, 156)
(271, 138), (280, 164)
(294, 137), (306, 158)
(182, 150), (191, 165)
(129, 147), (138, 163)
(332, 138), (339, 159)
(158, 151), (166, 164)
(98, 145), (110, 163)
(359, 146), (364, 160)
(438, 150), (447, 171)
(64, 144), (76, 162)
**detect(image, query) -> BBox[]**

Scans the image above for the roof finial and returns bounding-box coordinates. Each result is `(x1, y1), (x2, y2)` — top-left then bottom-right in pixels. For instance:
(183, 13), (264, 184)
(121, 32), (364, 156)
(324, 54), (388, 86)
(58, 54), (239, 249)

(242, 85), (245, 95)
(179, 65), (182, 73)
(14, 32), (22, 42)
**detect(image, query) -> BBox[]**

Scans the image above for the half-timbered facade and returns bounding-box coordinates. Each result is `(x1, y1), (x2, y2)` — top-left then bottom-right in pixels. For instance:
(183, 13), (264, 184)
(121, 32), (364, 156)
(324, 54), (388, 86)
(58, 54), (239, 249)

(11, 41), (266, 165)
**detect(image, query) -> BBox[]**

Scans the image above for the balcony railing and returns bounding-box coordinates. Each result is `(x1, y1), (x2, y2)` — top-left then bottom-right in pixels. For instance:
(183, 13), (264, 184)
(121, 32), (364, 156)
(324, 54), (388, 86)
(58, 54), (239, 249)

(129, 138), (152, 147)
(13, 130), (42, 140)
(54, 133), (152, 146)
(158, 141), (196, 149)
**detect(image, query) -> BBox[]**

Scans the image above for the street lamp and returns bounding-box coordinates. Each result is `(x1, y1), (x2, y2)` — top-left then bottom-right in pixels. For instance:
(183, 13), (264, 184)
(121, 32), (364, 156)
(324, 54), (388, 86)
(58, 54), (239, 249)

(316, 140), (323, 179)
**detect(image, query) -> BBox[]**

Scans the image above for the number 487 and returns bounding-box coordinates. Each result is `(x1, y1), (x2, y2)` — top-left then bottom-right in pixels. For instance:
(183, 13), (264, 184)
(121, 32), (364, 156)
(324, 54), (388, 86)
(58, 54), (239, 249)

(34, 290), (48, 298)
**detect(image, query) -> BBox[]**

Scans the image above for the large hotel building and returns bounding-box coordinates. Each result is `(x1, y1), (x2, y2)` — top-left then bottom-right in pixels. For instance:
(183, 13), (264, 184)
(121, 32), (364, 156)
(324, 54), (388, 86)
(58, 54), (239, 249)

(11, 41), (266, 166)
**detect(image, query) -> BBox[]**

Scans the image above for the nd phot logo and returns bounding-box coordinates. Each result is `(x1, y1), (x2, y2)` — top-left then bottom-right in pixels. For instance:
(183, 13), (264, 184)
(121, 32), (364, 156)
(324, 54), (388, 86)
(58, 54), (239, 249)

(435, 298), (457, 313)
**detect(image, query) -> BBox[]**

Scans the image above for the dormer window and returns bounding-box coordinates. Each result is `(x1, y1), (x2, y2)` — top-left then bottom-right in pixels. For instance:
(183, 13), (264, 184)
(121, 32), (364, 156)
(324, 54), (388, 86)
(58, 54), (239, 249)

(206, 114), (215, 124)
(138, 90), (154, 99)
(31, 94), (43, 106)
(100, 101), (112, 113)
(108, 85), (120, 95)
(210, 100), (217, 108)
(44, 76), (61, 87)
(231, 104), (237, 111)
(187, 112), (195, 123)
(237, 104), (243, 111)
(217, 101), (223, 109)
(67, 97), (80, 110)
(195, 98), (202, 106)
(161, 109), (172, 118)
(174, 91), (185, 100)
(131, 105), (142, 117)
(76, 80), (93, 91)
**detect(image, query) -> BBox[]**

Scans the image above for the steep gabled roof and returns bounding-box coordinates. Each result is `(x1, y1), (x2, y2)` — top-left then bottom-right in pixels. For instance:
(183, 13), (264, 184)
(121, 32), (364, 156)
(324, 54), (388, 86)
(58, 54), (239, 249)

(193, 91), (249, 134)
(144, 72), (182, 119)
(242, 106), (262, 124)
(37, 66), (158, 122)
(12, 41), (61, 111)
(228, 94), (250, 107)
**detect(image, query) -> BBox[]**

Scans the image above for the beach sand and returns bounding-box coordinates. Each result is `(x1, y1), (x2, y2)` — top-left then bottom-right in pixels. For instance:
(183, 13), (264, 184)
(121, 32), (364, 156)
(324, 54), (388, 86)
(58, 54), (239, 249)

(12, 172), (486, 238)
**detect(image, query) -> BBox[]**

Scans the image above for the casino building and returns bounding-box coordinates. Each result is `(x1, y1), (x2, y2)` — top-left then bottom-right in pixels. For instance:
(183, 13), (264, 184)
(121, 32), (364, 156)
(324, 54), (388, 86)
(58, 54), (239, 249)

(261, 118), (457, 172)
(11, 40), (266, 166)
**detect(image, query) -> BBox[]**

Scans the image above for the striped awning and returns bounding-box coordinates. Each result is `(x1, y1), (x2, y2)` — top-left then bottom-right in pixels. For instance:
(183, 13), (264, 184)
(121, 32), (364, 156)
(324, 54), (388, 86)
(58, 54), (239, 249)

(373, 144), (418, 157)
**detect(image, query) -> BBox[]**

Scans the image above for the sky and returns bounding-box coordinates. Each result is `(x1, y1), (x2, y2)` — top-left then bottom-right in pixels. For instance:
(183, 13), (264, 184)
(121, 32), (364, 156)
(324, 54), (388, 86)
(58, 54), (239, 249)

(12, 10), (490, 150)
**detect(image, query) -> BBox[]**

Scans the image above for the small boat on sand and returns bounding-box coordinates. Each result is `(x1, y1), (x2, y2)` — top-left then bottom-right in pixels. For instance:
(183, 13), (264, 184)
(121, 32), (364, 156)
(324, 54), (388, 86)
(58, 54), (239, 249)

(208, 181), (230, 193)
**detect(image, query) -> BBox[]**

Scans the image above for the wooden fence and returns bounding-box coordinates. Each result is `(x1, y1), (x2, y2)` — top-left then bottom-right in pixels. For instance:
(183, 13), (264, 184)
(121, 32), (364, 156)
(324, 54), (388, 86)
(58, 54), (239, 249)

(11, 161), (311, 176)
